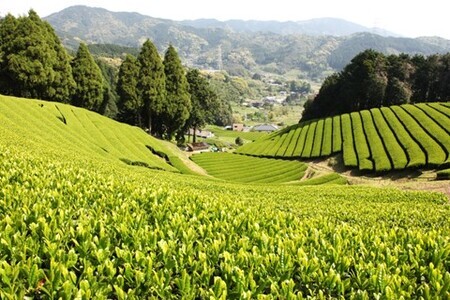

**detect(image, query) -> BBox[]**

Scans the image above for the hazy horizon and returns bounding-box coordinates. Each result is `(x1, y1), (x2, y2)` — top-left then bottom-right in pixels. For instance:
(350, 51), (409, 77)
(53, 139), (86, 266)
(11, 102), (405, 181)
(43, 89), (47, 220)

(1, 0), (449, 39)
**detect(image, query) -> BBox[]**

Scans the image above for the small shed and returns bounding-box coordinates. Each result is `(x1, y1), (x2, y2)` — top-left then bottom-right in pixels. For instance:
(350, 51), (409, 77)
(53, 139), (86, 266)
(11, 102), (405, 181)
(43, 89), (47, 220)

(186, 142), (210, 152)
(253, 124), (279, 133)
(233, 123), (244, 131)
(188, 129), (214, 138)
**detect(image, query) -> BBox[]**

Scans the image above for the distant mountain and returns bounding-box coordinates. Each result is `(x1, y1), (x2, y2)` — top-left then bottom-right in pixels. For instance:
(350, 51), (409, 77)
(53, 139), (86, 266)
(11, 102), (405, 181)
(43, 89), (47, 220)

(45, 6), (450, 80)
(181, 17), (399, 37)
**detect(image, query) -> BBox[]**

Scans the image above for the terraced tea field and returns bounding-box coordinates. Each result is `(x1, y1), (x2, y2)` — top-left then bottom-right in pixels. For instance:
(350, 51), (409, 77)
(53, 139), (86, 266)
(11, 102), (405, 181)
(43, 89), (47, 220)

(191, 152), (347, 185)
(0, 95), (196, 175)
(237, 103), (450, 173)
(191, 152), (307, 184)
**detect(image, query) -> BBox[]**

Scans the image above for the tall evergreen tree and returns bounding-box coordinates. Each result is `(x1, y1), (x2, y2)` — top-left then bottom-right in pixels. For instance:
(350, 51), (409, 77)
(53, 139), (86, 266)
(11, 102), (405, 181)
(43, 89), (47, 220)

(117, 54), (141, 125)
(42, 19), (76, 103)
(0, 10), (74, 102)
(71, 43), (104, 111)
(97, 59), (119, 119)
(137, 40), (166, 135)
(185, 69), (216, 142)
(163, 45), (191, 141)
(0, 14), (18, 95)
(384, 54), (413, 105)
(438, 54), (450, 101)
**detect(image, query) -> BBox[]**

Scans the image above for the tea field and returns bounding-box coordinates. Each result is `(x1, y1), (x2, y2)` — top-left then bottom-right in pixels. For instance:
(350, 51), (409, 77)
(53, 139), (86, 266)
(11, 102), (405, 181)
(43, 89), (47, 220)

(1, 96), (449, 298)
(191, 152), (346, 185)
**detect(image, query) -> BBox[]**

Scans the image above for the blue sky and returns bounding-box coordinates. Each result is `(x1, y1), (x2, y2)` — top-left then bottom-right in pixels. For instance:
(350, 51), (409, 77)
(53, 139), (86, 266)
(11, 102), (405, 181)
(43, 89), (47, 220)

(2, 0), (449, 39)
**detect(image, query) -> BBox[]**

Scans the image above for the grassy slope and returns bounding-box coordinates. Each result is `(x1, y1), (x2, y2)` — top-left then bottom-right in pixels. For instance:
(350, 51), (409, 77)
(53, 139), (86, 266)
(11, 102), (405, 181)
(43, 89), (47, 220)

(1, 95), (450, 298)
(0, 95), (198, 174)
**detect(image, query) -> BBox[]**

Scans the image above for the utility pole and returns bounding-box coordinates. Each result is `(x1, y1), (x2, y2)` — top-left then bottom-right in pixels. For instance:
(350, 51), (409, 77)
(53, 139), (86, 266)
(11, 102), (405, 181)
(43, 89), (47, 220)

(217, 45), (223, 70)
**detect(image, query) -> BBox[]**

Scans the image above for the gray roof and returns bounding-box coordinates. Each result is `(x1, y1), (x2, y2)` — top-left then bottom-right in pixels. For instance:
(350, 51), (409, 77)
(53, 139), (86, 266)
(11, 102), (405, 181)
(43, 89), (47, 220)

(253, 124), (278, 131)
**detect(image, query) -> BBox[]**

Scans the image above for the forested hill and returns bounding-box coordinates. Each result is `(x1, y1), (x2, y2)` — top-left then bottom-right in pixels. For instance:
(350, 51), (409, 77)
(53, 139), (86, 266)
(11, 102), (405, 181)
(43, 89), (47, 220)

(302, 50), (450, 121)
(45, 5), (450, 80)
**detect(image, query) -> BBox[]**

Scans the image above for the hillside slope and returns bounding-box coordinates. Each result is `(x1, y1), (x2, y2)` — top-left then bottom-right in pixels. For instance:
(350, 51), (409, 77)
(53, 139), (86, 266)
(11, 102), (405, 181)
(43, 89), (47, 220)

(0, 95), (195, 174)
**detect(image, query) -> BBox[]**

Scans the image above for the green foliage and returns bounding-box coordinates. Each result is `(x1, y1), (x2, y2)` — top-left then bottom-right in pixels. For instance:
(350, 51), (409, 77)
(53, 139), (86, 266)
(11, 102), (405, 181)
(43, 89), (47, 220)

(303, 50), (450, 121)
(370, 108), (408, 170)
(360, 110), (391, 172)
(311, 119), (324, 157)
(293, 173), (347, 185)
(301, 121), (317, 158)
(391, 106), (446, 165)
(1, 95), (450, 298)
(341, 113), (358, 167)
(436, 168), (450, 180)
(332, 115), (342, 153)
(163, 45), (191, 140)
(137, 40), (166, 135)
(71, 43), (104, 111)
(402, 104), (450, 163)
(351, 112), (373, 171)
(184, 69), (224, 142)
(381, 107), (426, 168)
(96, 59), (119, 119)
(320, 117), (333, 156)
(0, 10), (75, 102)
(235, 136), (244, 146)
(117, 54), (141, 125)
(185, 69), (208, 139)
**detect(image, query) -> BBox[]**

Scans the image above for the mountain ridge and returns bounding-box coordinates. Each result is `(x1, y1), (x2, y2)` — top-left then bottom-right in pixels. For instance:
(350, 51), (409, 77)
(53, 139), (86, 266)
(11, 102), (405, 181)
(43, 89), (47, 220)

(180, 17), (400, 37)
(45, 5), (450, 80)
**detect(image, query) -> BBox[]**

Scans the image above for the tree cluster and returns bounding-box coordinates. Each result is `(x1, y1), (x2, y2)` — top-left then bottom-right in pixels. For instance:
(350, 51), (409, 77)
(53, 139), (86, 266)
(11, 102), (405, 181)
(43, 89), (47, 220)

(0, 11), (109, 114)
(302, 49), (450, 121)
(117, 41), (231, 142)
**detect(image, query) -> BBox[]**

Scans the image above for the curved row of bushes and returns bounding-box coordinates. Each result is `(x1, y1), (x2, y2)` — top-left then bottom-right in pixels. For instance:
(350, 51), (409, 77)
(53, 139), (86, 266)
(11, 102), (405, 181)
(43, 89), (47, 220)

(191, 152), (308, 184)
(237, 103), (450, 172)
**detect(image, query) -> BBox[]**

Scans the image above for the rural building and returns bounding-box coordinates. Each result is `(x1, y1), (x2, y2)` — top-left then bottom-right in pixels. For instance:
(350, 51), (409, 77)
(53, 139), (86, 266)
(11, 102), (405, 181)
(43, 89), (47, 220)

(186, 142), (210, 152)
(233, 123), (244, 131)
(253, 124), (279, 132)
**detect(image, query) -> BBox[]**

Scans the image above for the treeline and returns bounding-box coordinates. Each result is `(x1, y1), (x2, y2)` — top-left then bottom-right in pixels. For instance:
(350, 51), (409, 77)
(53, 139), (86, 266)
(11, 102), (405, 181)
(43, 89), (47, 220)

(0, 11), (232, 142)
(302, 49), (450, 121)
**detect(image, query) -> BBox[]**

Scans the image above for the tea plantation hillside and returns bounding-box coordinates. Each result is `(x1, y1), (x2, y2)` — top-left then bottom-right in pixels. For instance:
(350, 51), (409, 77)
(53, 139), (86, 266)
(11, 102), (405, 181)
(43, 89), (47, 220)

(0, 95), (196, 174)
(1, 96), (450, 298)
(237, 103), (450, 173)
